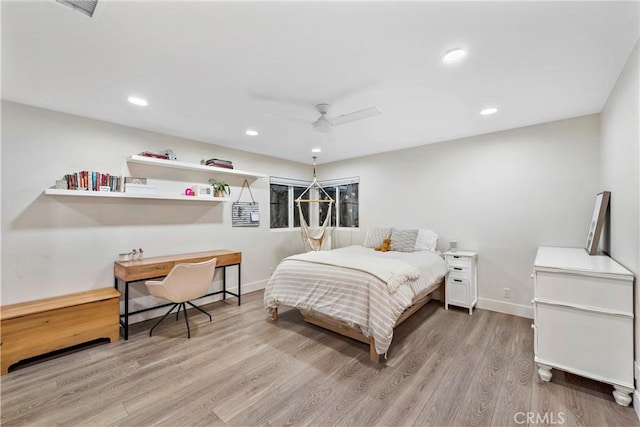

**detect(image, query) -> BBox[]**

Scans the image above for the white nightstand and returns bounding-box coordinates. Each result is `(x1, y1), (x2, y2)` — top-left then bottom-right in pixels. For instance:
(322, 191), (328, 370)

(443, 250), (478, 315)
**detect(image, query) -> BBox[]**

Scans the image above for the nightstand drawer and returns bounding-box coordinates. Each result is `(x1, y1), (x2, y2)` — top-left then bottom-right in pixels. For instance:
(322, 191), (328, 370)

(448, 279), (469, 303)
(449, 265), (470, 277)
(446, 255), (472, 268)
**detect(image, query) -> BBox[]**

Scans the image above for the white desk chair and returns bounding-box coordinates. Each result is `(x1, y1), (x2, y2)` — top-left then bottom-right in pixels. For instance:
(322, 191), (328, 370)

(145, 258), (217, 338)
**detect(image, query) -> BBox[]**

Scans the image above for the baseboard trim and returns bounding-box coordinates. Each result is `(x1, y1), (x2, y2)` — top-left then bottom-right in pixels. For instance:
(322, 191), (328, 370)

(477, 297), (533, 319)
(634, 389), (640, 421)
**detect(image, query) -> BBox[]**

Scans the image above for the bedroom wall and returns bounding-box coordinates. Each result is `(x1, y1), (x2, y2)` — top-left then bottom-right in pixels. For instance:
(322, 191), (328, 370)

(322, 114), (601, 317)
(1, 101), (310, 320)
(599, 39), (639, 397)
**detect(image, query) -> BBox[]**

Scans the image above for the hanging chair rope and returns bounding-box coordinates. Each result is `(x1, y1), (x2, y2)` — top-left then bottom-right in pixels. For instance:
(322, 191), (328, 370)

(298, 200), (332, 251)
(296, 156), (334, 251)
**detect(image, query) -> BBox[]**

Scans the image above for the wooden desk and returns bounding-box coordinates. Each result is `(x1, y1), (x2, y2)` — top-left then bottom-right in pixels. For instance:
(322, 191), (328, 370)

(114, 250), (242, 340)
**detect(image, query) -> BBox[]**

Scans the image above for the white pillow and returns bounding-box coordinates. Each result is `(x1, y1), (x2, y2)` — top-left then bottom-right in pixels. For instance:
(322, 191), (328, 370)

(390, 228), (419, 252)
(414, 229), (439, 251)
(363, 227), (392, 248)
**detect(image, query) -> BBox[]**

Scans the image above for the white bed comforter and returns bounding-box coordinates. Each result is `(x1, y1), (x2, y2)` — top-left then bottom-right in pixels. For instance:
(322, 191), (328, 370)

(264, 245), (448, 355)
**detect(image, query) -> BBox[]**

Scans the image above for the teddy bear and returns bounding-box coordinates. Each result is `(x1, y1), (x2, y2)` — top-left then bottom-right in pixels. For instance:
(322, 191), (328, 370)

(375, 238), (391, 252)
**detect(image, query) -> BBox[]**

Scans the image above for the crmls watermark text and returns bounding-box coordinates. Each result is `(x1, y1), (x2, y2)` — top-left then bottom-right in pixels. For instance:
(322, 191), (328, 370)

(514, 412), (566, 425)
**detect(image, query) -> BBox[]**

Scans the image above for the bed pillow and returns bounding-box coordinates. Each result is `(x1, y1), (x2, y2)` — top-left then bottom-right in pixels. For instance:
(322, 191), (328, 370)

(414, 229), (439, 251)
(363, 227), (392, 248)
(390, 228), (419, 252)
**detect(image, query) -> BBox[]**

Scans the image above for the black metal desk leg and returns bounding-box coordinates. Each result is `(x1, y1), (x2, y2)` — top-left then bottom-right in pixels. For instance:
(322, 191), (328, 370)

(238, 264), (241, 306)
(124, 281), (130, 341)
(222, 267), (226, 301)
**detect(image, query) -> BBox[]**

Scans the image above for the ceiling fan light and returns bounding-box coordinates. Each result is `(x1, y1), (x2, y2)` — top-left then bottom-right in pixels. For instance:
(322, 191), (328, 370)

(313, 117), (332, 133)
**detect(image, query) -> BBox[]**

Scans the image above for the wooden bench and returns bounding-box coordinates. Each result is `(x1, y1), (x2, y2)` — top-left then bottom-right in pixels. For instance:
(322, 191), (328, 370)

(1, 288), (121, 375)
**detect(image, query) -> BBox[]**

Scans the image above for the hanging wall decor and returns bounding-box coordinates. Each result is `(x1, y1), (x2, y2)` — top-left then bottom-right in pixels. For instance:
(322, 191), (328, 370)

(232, 180), (259, 227)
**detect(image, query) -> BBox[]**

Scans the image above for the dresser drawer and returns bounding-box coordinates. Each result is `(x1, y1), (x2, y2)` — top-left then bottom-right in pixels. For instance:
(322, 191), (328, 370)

(535, 302), (633, 387)
(535, 270), (632, 314)
(446, 255), (472, 268)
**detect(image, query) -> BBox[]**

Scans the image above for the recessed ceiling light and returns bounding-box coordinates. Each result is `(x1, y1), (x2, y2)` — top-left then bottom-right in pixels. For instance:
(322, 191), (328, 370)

(480, 107), (498, 116)
(127, 96), (148, 106)
(245, 129), (259, 136)
(311, 148), (322, 153)
(442, 48), (467, 64)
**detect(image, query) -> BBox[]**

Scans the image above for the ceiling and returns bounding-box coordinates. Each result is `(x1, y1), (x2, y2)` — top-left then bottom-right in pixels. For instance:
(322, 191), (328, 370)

(2, 1), (639, 164)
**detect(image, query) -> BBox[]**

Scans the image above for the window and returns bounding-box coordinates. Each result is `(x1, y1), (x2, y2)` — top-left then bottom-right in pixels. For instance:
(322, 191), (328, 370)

(270, 176), (359, 229)
(319, 178), (359, 228)
(269, 178), (310, 229)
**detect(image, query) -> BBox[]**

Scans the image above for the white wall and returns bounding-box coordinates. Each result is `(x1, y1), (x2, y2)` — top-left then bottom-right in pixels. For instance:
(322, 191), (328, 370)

(1, 101), (310, 320)
(599, 39), (639, 394)
(322, 115), (601, 317)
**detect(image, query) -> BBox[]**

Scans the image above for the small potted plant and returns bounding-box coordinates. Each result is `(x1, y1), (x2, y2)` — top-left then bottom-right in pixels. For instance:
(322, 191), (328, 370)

(209, 179), (230, 197)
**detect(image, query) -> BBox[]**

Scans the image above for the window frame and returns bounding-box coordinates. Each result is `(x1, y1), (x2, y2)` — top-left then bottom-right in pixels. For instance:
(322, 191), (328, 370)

(269, 176), (359, 230)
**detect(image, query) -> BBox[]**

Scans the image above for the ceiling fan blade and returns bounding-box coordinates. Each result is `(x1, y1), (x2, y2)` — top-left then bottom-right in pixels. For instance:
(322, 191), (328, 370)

(330, 107), (381, 126)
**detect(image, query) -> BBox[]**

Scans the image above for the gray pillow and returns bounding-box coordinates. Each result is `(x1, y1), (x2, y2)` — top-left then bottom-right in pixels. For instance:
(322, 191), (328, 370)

(390, 228), (419, 252)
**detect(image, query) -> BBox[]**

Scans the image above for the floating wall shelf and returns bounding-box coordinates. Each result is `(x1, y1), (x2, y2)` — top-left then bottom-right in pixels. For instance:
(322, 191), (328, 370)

(126, 155), (268, 179)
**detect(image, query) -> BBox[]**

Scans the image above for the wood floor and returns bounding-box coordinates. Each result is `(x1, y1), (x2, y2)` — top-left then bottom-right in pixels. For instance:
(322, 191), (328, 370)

(1, 290), (638, 426)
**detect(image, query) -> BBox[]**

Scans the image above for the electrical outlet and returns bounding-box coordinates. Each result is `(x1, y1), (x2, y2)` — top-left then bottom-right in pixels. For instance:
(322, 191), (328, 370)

(503, 287), (511, 299)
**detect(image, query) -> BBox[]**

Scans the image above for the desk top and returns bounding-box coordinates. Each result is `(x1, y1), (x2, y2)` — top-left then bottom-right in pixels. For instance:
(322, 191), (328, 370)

(114, 250), (241, 281)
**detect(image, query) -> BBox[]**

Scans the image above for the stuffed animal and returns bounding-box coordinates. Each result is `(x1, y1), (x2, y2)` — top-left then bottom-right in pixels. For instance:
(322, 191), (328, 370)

(375, 238), (391, 252)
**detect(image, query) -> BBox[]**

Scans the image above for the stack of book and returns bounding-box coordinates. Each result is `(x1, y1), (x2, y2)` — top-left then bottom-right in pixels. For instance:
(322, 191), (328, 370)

(62, 171), (122, 192)
(205, 158), (234, 169)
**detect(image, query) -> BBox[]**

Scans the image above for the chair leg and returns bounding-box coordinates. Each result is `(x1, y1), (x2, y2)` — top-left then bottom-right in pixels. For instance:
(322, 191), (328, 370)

(182, 302), (191, 339)
(186, 301), (212, 322)
(175, 303), (181, 321)
(150, 303), (180, 337)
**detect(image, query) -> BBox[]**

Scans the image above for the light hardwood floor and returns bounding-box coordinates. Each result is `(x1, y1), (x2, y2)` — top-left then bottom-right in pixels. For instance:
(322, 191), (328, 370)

(1, 290), (638, 426)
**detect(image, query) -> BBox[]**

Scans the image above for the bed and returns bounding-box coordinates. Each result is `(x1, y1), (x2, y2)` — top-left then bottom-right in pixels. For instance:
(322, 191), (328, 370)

(264, 243), (449, 362)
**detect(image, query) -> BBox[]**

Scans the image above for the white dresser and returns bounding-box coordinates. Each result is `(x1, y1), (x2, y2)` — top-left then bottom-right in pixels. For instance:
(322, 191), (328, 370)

(532, 246), (634, 406)
(444, 251), (478, 315)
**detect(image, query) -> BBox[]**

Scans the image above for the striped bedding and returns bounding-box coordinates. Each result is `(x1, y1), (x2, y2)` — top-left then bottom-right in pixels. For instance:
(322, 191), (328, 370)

(264, 245), (448, 355)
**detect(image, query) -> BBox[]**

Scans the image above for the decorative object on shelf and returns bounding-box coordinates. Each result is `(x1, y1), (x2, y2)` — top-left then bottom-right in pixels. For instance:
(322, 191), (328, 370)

(209, 179), (230, 197)
(232, 180), (259, 227)
(449, 240), (458, 252)
(585, 191), (610, 255)
(99, 186), (111, 192)
(184, 188), (194, 196)
(138, 248), (144, 259)
(125, 183), (156, 194)
(165, 149), (177, 161)
(124, 177), (147, 185)
(191, 184), (214, 197)
(55, 180), (68, 190)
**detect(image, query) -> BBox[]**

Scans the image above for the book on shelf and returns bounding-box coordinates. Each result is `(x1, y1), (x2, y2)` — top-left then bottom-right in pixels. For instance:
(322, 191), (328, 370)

(61, 171), (123, 192)
(205, 158), (234, 169)
(139, 151), (170, 160)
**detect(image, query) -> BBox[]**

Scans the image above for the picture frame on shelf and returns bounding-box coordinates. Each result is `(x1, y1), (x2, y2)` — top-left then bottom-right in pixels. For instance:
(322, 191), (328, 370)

(585, 191), (610, 255)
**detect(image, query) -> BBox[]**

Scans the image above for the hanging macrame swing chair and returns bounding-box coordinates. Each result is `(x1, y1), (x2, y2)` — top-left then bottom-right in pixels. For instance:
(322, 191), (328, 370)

(296, 157), (335, 251)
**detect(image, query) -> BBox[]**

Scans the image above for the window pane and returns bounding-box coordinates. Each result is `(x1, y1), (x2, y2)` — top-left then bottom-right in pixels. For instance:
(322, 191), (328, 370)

(293, 186), (309, 228)
(339, 183), (359, 227)
(319, 187), (336, 227)
(270, 184), (289, 228)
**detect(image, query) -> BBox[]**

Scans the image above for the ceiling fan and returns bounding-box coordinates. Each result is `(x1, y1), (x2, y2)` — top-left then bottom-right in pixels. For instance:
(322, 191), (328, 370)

(311, 103), (381, 133)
